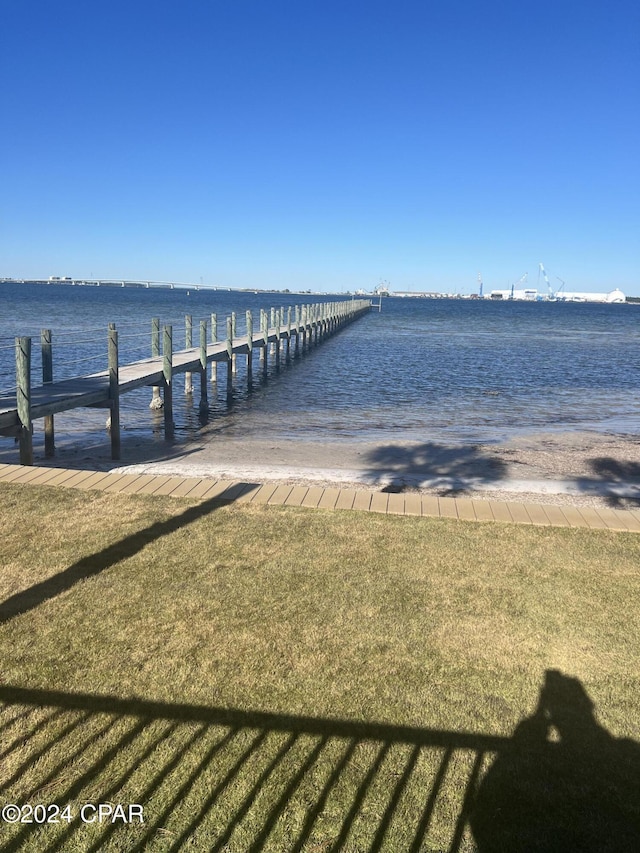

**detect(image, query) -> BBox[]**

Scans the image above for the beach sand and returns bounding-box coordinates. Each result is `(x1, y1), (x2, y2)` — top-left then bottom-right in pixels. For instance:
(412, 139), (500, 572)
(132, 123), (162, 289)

(106, 429), (640, 510)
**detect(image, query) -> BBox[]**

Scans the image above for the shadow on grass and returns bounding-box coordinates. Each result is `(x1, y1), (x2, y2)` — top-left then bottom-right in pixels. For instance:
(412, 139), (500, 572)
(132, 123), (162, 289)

(573, 457), (640, 508)
(0, 671), (637, 852)
(363, 442), (508, 494)
(0, 484), (260, 626)
(471, 670), (640, 852)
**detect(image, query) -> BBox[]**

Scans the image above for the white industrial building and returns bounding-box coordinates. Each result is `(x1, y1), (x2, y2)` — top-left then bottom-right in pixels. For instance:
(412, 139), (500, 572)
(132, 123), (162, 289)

(486, 288), (626, 303)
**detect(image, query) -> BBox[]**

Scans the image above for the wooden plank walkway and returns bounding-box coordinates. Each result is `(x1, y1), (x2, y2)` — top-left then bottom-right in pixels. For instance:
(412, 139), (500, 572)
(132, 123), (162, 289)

(1, 463), (639, 532)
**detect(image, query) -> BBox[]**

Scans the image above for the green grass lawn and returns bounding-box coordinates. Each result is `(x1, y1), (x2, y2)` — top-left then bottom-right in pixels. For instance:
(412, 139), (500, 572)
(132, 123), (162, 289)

(0, 481), (638, 852)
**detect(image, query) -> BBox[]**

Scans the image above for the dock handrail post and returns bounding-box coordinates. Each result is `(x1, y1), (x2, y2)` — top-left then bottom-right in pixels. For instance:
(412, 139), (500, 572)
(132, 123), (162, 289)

(275, 309), (281, 368)
(199, 319), (208, 413)
(246, 310), (253, 387)
(260, 309), (268, 374)
(294, 305), (301, 356)
(150, 317), (163, 409)
(269, 308), (276, 356)
(163, 324), (174, 439)
(226, 316), (233, 396)
(108, 323), (121, 460)
(15, 336), (33, 466)
(231, 312), (237, 375)
(41, 328), (54, 457)
(210, 313), (218, 384)
(286, 307), (292, 361)
(185, 314), (193, 394)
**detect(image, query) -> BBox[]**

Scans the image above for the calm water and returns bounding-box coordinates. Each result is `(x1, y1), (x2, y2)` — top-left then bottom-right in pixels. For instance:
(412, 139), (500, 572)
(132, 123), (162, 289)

(1, 282), (639, 459)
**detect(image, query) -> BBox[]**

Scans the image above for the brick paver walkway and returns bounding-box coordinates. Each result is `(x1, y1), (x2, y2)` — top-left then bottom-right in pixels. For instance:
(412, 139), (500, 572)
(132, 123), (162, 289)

(1, 463), (639, 532)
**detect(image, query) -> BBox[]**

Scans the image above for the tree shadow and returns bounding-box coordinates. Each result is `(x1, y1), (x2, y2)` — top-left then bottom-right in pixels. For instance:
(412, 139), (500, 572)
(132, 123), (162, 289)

(0, 671), (637, 851)
(573, 457), (640, 508)
(0, 484), (260, 626)
(363, 442), (509, 494)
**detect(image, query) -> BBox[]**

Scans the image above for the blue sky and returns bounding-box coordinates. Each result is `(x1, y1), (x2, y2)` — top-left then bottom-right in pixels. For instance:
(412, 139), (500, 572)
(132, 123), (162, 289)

(2, 0), (639, 294)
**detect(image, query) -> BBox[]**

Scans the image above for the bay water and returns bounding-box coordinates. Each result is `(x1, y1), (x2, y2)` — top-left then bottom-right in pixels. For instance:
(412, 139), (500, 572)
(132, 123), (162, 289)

(1, 282), (638, 462)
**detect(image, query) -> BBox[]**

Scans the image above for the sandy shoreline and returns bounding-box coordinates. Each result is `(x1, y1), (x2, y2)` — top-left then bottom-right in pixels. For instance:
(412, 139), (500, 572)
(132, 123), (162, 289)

(3, 428), (640, 509)
(108, 429), (640, 509)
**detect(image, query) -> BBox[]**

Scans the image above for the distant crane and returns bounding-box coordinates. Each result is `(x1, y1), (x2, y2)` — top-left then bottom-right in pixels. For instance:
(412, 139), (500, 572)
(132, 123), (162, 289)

(539, 263), (554, 299)
(556, 276), (566, 297)
(478, 272), (483, 298)
(510, 272), (528, 299)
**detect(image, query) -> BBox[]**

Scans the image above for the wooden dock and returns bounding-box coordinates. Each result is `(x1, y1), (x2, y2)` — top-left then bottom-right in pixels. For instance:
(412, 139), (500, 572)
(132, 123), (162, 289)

(0, 299), (371, 465)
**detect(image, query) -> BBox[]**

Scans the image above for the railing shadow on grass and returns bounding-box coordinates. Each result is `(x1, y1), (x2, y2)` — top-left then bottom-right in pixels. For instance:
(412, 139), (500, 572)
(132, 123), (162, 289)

(0, 671), (637, 852)
(0, 485), (260, 626)
(362, 442), (509, 495)
(573, 457), (640, 508)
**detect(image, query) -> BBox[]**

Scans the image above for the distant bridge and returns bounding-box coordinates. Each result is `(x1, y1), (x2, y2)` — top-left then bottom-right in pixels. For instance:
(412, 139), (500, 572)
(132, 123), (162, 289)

(1, 277), (231, 291)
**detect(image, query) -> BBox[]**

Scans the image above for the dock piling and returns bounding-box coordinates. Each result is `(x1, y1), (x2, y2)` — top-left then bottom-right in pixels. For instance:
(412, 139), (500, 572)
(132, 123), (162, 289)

(163, 325), (174, 439)
(15, 336), (33, 466)
(270, 308), (276, 356)
(231, 312), (237, 376)
(246, 310), (253, 387)
(260, 310), (268, 375)
(108, 324), (121, 460)
(226, 317), (233, 397)
(185, 314), (193, 393)
(275, 309), (281, 368)
(199, 320), (208, 413)
(150, 318), (163, 409)
(210, 314), (218, 384)
(41, 329), (54, 457)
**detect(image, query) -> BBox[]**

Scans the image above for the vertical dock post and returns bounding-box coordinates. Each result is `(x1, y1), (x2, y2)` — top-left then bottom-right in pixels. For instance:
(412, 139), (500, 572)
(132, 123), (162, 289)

(15, 336), (33, 466)
(226, 316), (233, 396)
(185, 314), (193, 393)
(163, 325), (174, 439)
(275, 309), (281, 368)
(286, 307), (292, 361)
(260, 309), (268, 375)
(199, 319), (208, 413)
(150, 317), (163, 409)
(41, 329), (54, 457)
(294, 305), (301, 356)
(231, 312), (237, 375)
(210, 313), (218, 384)
(246, 310), (253, 387)
(270, 308), (276, 356)
(108, 323), (121, 460)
